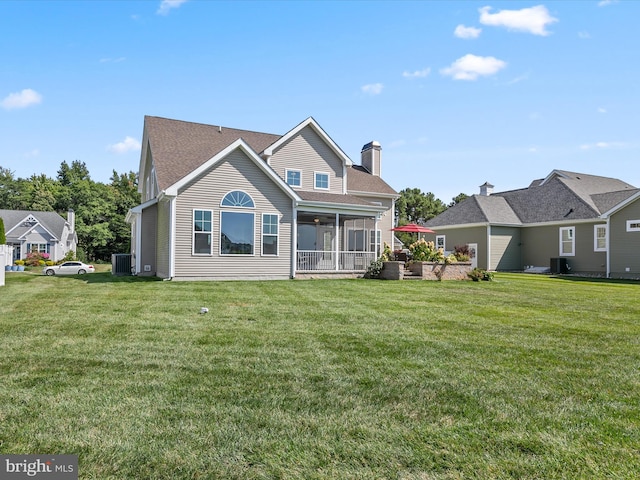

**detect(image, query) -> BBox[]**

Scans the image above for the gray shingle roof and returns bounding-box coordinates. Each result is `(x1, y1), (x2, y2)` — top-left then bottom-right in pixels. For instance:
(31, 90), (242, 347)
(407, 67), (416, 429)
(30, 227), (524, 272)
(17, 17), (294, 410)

(347, 165), (398, 196)
(425, 170), (637, 227)
(145, 116), (281, 191)
(0, 209), (67, 240)
(144, 116), (398, 198)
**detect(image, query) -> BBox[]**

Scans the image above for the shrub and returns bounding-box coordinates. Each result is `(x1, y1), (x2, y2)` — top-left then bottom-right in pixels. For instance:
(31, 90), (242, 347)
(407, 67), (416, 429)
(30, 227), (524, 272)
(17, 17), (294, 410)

(25, 252), (49, 266)
(409, 239), (445, 263)
(380, 242), (393, 262)
(365, 258), (384, 279)
(453, 244), (471, 262)
(14, 259), (25, 266)
(468, 268), (494, 281)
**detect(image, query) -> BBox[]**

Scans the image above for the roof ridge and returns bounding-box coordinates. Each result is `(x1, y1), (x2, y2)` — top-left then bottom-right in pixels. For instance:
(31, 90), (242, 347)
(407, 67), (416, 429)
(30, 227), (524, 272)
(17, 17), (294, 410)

(145, 115), (281, 138)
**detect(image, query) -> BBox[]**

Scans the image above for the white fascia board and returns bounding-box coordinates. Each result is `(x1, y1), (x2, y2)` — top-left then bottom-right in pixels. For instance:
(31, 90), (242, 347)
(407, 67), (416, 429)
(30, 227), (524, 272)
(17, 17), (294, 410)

(520, 218), (602, 228)
(347, 190), (400, 199)
(540, 169), (570, 186)
(297, 201), (386, 215)
(126, 197), (158, 223)
(263, 117), (353, 167)
(137, 128), (150, 194)
(599, 190), (640, 218)
(165, 139), (301, 202)
(18, 222), (58, 241)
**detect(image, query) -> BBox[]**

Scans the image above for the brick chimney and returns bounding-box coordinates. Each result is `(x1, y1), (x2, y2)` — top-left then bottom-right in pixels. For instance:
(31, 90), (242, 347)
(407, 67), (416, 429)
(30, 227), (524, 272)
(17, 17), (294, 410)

(361, 141), (381, 176)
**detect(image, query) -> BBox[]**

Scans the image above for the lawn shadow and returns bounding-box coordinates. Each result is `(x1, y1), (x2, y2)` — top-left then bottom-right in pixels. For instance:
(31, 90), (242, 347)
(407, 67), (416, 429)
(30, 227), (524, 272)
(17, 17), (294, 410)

(552, 275), (640, 285)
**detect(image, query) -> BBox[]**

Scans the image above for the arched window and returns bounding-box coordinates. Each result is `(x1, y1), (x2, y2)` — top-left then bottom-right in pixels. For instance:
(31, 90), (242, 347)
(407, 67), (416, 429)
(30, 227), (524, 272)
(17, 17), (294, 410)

(220, 191), (255, 255)
(221, 190), (254, 208)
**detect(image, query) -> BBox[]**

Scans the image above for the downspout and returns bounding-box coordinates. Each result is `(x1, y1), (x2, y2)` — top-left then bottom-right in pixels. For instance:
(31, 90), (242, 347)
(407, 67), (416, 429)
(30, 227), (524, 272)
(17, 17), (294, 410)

(606, 216), (611, 278)
(291, 203), (297, 278)
(335, 213), (340, 271)
(169, 197), (176, 279)
(486, 225), (492, 270)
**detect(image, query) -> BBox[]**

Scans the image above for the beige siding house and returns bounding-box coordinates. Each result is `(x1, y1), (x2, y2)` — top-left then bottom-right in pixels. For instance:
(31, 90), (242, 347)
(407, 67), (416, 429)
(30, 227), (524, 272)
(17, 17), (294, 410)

(126, 116), (398, 280)
(423, 170), (640, 279)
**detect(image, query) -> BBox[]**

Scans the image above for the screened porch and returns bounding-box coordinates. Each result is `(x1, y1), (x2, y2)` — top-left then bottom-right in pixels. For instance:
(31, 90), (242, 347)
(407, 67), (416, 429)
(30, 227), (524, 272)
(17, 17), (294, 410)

(295, 213), (379, 272)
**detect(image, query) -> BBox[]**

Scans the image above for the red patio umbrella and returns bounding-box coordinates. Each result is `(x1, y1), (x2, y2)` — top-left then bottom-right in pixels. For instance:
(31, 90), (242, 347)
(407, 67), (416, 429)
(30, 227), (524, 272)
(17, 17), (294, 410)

(390, 223), (435, 234)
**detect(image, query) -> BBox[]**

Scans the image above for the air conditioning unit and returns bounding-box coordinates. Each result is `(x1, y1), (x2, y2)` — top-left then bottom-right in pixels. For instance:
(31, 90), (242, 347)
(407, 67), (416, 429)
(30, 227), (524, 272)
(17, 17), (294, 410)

(111, 254), (132, 276)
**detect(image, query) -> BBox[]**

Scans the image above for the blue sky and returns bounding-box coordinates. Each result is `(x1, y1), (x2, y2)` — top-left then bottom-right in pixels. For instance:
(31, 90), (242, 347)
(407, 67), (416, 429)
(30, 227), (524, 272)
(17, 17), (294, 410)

(1, 0), (638, 203)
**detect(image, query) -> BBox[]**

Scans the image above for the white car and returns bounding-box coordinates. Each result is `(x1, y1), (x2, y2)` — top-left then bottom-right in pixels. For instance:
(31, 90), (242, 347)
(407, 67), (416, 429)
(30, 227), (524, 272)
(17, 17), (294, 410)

(43, 261), (96, 276)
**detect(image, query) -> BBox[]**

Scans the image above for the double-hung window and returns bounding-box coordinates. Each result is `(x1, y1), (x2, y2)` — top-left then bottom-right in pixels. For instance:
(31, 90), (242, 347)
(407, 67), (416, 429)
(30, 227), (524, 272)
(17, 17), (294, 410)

(560, 226), (575, 256)
(262, 214), (279, 256)
(220, 191), (255, 255)
(193, 210), (213, 255)
(286, 169), (301, 187)
(314, 172), (329, 190)
(594, 224), (607, 252)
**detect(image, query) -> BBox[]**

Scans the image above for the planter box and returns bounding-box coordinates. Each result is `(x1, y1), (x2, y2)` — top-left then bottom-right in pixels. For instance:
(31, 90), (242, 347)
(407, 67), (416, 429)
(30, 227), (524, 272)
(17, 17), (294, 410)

(380, 261), (404, 280)
(409, 261), (473, 281)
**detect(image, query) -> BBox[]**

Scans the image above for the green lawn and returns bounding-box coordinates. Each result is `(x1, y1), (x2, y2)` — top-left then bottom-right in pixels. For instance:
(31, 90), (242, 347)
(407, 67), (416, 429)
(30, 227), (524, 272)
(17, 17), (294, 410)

(1, 272), (638, 479)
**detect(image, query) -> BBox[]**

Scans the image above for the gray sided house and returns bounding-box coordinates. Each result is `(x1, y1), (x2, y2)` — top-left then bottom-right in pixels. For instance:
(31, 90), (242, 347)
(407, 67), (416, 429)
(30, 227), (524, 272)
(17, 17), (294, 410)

(423, 170), (640, 279)
(126, 116), (399, 280)
(0, 209), (78, 263)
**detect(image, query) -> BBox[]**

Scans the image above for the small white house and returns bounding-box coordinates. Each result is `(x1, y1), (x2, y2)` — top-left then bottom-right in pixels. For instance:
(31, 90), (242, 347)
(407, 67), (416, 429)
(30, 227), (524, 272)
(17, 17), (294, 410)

(0, 209), (78, 263)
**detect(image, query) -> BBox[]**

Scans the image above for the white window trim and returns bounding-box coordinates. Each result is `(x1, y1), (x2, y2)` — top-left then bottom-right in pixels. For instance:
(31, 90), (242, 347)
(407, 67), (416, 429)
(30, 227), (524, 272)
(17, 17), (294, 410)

(285, 169), (302, 188)
(219, 210), (255, 256)
(626, 219), (640, 232)
(559, 226), (575, 257)
(314, 171), (330, 191)
(220, 190), (255, 208)
(192, 209), (213, 256)
(594, 224), (607, 252)
(435, 235), (446, 251)
(261, 213), (279, 257)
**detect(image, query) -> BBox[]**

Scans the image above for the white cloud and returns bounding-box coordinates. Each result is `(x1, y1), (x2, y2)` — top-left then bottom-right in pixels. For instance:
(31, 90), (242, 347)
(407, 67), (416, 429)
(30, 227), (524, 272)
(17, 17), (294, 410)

(361, 83), (383, 95)
(479, 5), (558, 36)
(157, 0), (188, 15)
(108, 136), (141, 154)
(454, 24), (482, 39)
(440, 54), (506, 81)
(578, 31), (591, 39)
(597, 107), (607, 114)
(402, 68), (431, 79)
(24, 149), (40, 158)
(579, 141), (624, 150)
(598, 0), (618, 6)
(1, 88), (43, 110)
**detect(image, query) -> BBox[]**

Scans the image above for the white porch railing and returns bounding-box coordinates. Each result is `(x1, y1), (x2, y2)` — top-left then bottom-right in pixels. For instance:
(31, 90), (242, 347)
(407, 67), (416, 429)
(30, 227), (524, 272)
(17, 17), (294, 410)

(296, 250), (375, 271)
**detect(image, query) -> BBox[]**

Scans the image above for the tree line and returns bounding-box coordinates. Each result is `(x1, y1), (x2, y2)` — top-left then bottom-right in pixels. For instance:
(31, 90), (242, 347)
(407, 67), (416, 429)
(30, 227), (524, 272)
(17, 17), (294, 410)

(0, 161), (139, 262)
(0, 160), (468, 261)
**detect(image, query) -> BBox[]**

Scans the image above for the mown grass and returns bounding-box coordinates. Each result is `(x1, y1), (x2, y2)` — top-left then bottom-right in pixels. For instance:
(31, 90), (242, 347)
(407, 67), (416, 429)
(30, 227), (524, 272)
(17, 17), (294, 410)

(0, 272), (638, 479)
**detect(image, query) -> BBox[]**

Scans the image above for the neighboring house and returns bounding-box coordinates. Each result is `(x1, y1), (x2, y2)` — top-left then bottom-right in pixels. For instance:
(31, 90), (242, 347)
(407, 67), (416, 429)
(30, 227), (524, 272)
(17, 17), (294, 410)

(126, 116), (399, 280)
(423, 170), (640, 279)
(0, 209), (78, 263)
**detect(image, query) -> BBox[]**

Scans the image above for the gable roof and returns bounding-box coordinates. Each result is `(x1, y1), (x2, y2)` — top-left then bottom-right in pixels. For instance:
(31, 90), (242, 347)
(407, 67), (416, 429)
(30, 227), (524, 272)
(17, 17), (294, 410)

(142, 115), (398, 202)
(143, 116), (281, 192)
(0, 209), (68, 240)
(263, 117), (352, 167)
(425, 170), (638, 228)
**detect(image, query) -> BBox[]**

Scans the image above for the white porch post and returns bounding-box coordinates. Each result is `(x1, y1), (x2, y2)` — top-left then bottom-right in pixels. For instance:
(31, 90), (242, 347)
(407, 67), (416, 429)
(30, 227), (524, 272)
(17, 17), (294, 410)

(291, 206), (298, 278)
(335, 213), (340, 271)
